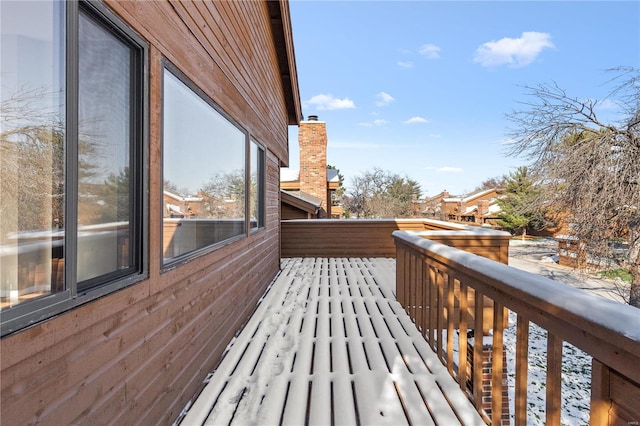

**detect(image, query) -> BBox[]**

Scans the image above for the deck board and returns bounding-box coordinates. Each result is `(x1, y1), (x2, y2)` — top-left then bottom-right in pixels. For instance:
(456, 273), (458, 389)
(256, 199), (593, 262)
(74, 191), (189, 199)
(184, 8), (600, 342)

(180, 258), (484, 425)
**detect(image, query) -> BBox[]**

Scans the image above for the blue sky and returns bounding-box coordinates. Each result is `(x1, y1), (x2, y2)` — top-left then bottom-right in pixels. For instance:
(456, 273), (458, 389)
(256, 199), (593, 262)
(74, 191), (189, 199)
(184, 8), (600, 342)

(286, 1), (640, 196)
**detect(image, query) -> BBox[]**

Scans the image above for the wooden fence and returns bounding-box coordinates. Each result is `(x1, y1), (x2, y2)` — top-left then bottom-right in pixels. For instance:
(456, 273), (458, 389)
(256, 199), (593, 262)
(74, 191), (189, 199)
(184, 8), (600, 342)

(281, 219), (510, 261)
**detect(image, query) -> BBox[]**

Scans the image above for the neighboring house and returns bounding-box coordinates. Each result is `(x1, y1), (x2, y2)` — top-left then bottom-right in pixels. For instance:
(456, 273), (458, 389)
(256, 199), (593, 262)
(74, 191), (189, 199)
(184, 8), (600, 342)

(418, 190), (452, 219)
(0, 1), (301, 424)
(280, 189), (323, 219)
(423, 188), (505, 226)
(281, 115), (341, 219)
(163, 190), (205, 218)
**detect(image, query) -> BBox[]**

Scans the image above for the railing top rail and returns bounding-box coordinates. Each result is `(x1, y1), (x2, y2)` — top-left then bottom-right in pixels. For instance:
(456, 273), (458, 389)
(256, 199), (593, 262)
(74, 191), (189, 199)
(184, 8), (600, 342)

(284, 218), (458, 224)
(418, 229), (512, 238)
(393, 230), (640, 382)
(283, 218), (489, 231)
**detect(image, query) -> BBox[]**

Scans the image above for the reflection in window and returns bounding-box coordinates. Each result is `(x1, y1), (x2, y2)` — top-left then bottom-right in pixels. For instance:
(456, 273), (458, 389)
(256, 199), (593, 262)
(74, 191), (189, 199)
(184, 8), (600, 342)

(250, 141), (265, 229)
(0, 1), (65, 309)
(77, 8), (134, 286)
(163, 68), (246, 264)
(0, 0), (145, 332)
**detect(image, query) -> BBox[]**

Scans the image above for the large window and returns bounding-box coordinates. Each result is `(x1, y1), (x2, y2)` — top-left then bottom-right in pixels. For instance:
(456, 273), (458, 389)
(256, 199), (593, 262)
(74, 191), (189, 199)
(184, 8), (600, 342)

(0, 1), (147, 335)
(162, 66), (266, 265)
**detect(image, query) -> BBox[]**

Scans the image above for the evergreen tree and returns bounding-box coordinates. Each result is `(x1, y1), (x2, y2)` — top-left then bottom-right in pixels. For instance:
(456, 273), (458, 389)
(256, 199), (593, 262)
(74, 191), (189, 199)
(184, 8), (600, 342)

(497, 166), (549, 237)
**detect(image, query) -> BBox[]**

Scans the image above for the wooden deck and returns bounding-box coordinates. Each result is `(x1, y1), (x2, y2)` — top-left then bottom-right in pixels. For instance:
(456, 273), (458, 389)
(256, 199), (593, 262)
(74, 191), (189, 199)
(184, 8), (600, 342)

(180, 258), (483, 425)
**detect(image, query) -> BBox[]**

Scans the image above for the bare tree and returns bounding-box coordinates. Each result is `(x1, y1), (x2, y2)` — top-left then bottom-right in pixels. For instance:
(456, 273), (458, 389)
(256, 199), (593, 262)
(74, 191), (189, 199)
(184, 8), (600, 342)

(343, 168), (421, 218)
(201, 170), (246, 218)
(506, 67), (640, 306)
(474, 176), (505, 191)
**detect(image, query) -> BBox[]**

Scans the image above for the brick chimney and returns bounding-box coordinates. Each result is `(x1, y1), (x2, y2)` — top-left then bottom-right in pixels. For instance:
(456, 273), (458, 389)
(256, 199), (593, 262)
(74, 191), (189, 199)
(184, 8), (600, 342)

(298, 115), (327, 217)
(478, 200), (489, 224)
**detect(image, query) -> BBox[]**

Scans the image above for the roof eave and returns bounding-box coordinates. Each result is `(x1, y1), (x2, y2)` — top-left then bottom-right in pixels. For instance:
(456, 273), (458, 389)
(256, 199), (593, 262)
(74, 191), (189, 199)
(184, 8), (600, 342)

(267, 0), (302, 125)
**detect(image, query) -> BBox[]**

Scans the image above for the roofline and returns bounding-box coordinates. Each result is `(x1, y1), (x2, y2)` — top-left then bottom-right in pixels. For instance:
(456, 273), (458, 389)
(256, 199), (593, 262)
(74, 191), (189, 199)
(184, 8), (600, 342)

(267, 0), (302, 125)
(281, 190), (320, 214)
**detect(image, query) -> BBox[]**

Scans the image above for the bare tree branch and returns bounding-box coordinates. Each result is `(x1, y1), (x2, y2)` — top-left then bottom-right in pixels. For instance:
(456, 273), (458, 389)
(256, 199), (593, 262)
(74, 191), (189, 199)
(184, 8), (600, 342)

(506, 68), (640, 307)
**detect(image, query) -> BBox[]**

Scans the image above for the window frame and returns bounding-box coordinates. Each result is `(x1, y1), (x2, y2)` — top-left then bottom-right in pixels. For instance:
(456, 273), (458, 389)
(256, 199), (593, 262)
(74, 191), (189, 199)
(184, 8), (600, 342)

(161, 61), (267, 271)
(249, 139), (266, 233)
(1, 0), (149, 337)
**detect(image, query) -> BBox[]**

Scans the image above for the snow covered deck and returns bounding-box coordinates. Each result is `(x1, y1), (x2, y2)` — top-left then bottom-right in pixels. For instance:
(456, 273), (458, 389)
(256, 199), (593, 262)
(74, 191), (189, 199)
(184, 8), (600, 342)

(180, 258), (484, 425)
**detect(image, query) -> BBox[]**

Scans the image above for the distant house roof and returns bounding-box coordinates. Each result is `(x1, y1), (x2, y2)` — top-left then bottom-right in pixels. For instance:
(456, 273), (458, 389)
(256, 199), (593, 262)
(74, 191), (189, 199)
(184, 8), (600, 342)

(444, 188), (500, 204)
(163, 190), (203, 203)
(166, 203), (183, 216)
(281, 190), (321, 214)
(281, 167), (340, 188)
(487, 203), (502, 215)
(280, 168), (300, 182)
(463, 205), (477, 215)
(327, 168), (340, 183)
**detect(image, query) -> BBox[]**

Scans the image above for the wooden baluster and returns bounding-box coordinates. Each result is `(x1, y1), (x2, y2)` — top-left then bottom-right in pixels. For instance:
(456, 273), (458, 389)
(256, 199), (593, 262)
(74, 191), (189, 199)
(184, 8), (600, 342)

(414, 254), (424, 334)
(491, 302), (505, 426)
(429, 265), (437, 350)
(515, 314), (529, 426)
(446, 274), (455, 376)
(408, 253), (416, 323)
(422, 258), (430, 337)
(473, 288), (484, 414)
(546, 332), (562, 426)
(589, 359), (610, 426)
(396, 247), (406, 309)
(458, 281), (469, 392)
(437, 270), (446, 363)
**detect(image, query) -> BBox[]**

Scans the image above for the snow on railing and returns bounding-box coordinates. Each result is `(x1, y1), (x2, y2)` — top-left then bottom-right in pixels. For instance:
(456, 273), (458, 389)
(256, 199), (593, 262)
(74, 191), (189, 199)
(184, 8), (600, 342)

(393, 230), (640, 426)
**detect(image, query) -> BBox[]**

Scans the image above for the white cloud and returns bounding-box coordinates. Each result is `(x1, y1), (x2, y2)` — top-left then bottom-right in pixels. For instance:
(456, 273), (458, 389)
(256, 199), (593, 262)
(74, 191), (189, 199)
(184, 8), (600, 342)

(595, 99), (619, 111)
(397, 60), (413, 69)
(473, 32), (554, 68)
(403, 116), (429, 124)
(419, 43), (441, 59)
(375, 92), (395, 107)
(425, 166), (464, 173)
(306, 94), (356, 110)
(358, 119), (389, 127)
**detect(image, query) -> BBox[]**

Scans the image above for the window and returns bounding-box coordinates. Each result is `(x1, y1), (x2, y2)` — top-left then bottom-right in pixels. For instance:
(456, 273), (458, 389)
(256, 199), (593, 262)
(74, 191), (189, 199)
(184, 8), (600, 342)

(162, 67), (246, 264)
(250, 140), (266, 230)
(0, 1), (147, 336)
(162, 66), (266, 266)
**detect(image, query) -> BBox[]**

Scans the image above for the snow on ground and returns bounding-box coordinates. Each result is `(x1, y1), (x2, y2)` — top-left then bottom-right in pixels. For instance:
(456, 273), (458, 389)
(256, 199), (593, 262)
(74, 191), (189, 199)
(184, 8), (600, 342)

(503, 311), (592, 425)
(503, 238), (625, 425)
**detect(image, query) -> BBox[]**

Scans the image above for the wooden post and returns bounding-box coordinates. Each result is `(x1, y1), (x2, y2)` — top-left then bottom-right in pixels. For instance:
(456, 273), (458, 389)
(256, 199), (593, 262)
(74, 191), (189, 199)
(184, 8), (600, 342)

(589, 359), (611, 426)
(546, 333), (562, 426)
(515, 314), (529, 426)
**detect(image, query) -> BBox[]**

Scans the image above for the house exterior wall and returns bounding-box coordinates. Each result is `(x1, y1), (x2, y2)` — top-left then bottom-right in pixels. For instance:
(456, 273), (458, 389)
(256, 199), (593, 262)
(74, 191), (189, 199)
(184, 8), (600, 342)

(0, 1), (298, 424)
(282, 203), (313, 219)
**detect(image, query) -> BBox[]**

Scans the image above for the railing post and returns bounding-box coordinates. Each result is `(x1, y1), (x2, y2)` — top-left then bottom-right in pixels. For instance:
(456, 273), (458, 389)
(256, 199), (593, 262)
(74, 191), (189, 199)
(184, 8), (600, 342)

(458, 282), (469, 392)
(515, 314), (529, 426)
(396, 244), (406, 308)
(546, 333), (562, 426)
(473, 289), (484, 415)
(589, 359), (610, 426)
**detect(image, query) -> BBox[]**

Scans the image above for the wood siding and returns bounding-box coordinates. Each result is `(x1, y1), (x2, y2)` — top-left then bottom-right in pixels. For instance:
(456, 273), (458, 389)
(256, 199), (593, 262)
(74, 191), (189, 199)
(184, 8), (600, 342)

(1, 1), (296, 424)
(281, 219), (510, 262)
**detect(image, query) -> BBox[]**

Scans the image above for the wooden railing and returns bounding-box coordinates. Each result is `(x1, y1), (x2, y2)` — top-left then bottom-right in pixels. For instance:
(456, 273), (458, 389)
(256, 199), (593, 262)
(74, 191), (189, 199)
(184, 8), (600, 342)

(393, 230), (640, 426)
(281, 219), (510, 261)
